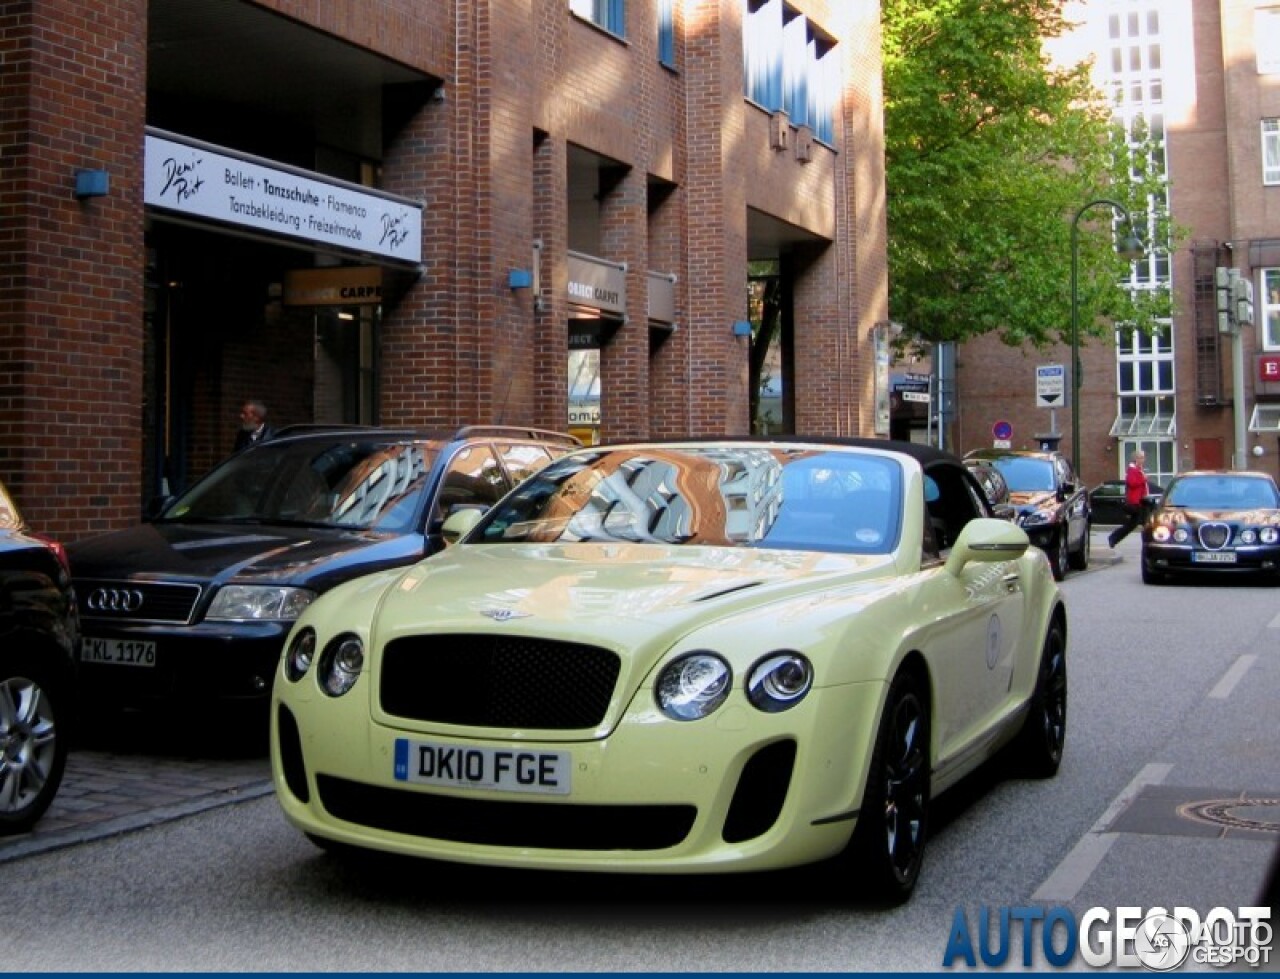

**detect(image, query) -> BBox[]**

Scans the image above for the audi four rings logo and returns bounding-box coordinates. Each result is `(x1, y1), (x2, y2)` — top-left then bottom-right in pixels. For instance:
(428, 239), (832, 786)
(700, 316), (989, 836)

(87, 588), (144, 612)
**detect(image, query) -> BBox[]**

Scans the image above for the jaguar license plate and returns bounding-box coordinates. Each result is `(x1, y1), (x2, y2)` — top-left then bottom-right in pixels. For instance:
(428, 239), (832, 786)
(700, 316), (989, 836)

(393, 738), (571, 795)
(1192, 551), (1237, 564)
(80, 637), (157, 667)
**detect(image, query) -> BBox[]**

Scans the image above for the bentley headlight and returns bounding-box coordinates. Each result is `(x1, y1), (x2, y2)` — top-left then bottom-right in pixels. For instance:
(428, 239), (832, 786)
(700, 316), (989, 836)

(1018, 510), (1053, 528)
(656, 652), (730, 721)
(746, 652), (813, 713)
(318, 634), (364, 697)
(1263, 527), (1279, 544)
(284, 627), (316, 683)
(207, 585), (316, 621)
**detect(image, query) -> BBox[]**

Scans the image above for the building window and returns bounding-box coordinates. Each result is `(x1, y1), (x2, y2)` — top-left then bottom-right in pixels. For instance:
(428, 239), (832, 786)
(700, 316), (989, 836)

(1258, 9), (1280, 74)
(1264, 119), (1280, 185)
(570, 0), (625, 38)
(658, 0), (675, 66)
(743, 0), (836, 145)
(1263, 269), (1280, 350)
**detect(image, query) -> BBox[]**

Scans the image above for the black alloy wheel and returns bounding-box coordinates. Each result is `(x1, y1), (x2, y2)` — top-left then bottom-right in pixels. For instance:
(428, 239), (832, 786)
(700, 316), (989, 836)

(1068, 520), (1091, 571)
(1011, 620), (1067, 778)
(844, 670), (930, 902)
(0, 652), (69, 836)
(1050, 529), (1069, 581)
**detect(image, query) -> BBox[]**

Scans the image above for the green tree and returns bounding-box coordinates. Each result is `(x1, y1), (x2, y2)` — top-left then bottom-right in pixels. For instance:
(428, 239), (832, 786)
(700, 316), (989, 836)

(882, 0), (1173, 349)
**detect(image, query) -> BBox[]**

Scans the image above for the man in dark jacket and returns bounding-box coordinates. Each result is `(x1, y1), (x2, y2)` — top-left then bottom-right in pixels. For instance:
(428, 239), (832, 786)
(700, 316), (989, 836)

(233, 399), (275, 452)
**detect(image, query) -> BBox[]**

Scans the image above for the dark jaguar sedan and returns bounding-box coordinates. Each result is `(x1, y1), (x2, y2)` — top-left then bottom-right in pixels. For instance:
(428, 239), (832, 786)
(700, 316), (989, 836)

(1141, 470), (1280, 584)
(1, 478), (78, 834)
(67, 425), (576, 710)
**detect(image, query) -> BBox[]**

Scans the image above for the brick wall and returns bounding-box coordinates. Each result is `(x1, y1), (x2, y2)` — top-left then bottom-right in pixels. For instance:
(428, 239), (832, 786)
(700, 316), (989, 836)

(0, 0), (147, 536)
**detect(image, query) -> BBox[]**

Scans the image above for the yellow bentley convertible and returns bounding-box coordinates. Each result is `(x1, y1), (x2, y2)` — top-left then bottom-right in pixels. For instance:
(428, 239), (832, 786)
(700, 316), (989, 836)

(271, 438), (1067, 901)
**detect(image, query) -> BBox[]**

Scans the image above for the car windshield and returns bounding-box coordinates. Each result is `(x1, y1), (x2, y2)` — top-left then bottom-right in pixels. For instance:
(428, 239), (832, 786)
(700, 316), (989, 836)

(1165, 476), (1280, 510)
(469, 445), (904, 554)
(988, 456), (1055, 493)
(160, 438), (441, 532)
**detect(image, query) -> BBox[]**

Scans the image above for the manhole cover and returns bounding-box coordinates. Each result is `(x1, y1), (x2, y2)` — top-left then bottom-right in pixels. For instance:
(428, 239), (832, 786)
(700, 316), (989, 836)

(1178, 798), (1280, 834)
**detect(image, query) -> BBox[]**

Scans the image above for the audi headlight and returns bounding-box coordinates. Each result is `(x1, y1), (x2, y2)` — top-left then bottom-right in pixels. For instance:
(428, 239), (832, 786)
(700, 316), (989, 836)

(318, 634), (364, 697)
(746, 652), (813, 713)
(1263, 527), (1279, 544)
(1018, 510), (1053, 528)
(655, 652), (731, 721)
(284, 628), (316, 683)
(206, 585), (317, 621)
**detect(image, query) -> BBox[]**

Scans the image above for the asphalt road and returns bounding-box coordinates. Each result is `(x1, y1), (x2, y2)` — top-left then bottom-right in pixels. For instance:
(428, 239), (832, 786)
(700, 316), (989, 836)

(3, 529), (1277, 972)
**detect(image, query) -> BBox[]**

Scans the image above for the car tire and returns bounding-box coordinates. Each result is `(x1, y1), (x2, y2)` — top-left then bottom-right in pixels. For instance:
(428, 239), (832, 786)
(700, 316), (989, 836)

(842, 669), (930, 903)
(1049, 530), (1069, 581)
(1068, 521), (1090, 571)
(0, 646), (71, 836)
(1009, 619), (1067, 778)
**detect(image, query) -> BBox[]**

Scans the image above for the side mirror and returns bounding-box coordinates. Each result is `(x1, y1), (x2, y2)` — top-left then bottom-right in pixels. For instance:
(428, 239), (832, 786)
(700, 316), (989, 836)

(945, 518), (1031, 577)
(441, 507), (485, 545)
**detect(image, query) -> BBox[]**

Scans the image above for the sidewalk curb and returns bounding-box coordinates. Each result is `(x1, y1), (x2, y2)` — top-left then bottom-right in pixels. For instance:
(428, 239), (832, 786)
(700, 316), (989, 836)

(0, 779), (274, 865)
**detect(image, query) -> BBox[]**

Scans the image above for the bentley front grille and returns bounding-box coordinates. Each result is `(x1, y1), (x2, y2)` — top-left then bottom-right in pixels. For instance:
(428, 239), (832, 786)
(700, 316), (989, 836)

(76, 579), (202, 623)
(380, 634), (621, 729)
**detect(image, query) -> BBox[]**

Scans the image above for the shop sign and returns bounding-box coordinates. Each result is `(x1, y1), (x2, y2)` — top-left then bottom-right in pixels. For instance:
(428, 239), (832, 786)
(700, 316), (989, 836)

(647, 271), (676, 325)
(283, 267), (382, 306)
(1258, 353), (1280, 395)
(144, 128), (422, 266)
(567, 251), (626, 316)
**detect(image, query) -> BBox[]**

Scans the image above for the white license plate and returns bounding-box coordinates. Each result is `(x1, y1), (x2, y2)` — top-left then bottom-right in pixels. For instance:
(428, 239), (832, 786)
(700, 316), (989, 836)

(393, 738), (571, 796)
(80, 637), (157, 667)
(1192, 551), (1237, 564)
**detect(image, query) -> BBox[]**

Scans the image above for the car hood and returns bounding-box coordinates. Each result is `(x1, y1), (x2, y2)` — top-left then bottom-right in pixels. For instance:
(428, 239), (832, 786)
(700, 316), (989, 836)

(67, 522), (423, 589)
(370, 541), (901, 652)
(1009, 490), (1058, 510)
(1155, 507), (1280, 525)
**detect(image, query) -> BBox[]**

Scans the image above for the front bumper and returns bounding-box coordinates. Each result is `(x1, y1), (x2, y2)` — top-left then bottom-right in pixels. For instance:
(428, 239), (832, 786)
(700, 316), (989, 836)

(1141, 542), (1280, 577)
(77, 618), (291, 704)
(271, 678), (886, 874)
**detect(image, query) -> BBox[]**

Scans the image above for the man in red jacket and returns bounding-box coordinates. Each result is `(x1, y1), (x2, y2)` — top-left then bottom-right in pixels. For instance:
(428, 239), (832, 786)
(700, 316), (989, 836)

(1107, 449), (1150, 549)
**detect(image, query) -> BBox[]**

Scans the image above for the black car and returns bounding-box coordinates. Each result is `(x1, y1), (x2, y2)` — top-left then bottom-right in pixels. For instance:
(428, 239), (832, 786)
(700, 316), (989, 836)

(963, 448), (1091, 581)
(1141, 470), (1280, 584)
(0, 478), (79, 834)
(1088, 478), (1165, 525)
(67, 425), (578, 710)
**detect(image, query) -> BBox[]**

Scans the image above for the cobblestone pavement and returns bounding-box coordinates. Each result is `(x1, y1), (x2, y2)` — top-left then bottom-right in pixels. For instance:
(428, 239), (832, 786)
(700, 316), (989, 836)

(0, 708), (272, 864)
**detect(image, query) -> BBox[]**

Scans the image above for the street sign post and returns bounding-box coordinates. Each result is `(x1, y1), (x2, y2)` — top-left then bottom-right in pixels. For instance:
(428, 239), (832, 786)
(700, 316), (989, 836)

(1036, 364), (1066, 408)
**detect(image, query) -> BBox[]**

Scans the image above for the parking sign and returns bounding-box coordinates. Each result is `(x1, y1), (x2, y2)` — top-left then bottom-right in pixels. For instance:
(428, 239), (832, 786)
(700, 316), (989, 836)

(1036, 365), (1065, 408)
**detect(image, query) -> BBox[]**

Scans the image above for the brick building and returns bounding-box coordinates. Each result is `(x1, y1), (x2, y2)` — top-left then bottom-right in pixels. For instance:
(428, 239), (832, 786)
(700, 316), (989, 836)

(1, 0), (888, 541)
(953, 0), (1280, 491)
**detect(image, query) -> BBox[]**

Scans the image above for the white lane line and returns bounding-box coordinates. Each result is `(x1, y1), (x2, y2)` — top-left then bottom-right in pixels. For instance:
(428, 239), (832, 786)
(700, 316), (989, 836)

(1032, 763), (1173, 903)
(1208, 654), (1257, 700)
(1268, 612), (1280, 630)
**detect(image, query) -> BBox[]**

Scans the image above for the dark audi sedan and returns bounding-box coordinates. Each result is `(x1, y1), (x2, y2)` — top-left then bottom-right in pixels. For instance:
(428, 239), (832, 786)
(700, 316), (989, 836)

(963, 448), (1091, 580)
(1, 478), (78, 834)
(67, 425), (577, 710)
(1141, 470), (1280, 584)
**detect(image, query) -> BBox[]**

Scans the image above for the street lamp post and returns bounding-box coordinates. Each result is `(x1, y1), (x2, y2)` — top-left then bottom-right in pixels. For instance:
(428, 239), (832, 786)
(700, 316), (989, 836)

(1070, 198), (1145, 477)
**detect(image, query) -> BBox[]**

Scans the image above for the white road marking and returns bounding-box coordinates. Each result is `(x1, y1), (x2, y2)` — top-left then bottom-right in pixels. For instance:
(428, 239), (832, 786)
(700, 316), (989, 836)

(1032, 762), (1173, 902)
(1208, 654), (1257, 700)
(1268, 611), (1280, 630)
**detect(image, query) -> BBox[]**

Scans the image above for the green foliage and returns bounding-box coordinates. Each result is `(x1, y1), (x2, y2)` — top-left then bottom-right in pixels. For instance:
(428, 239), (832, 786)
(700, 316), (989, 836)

(883, 0), (1174, 348)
